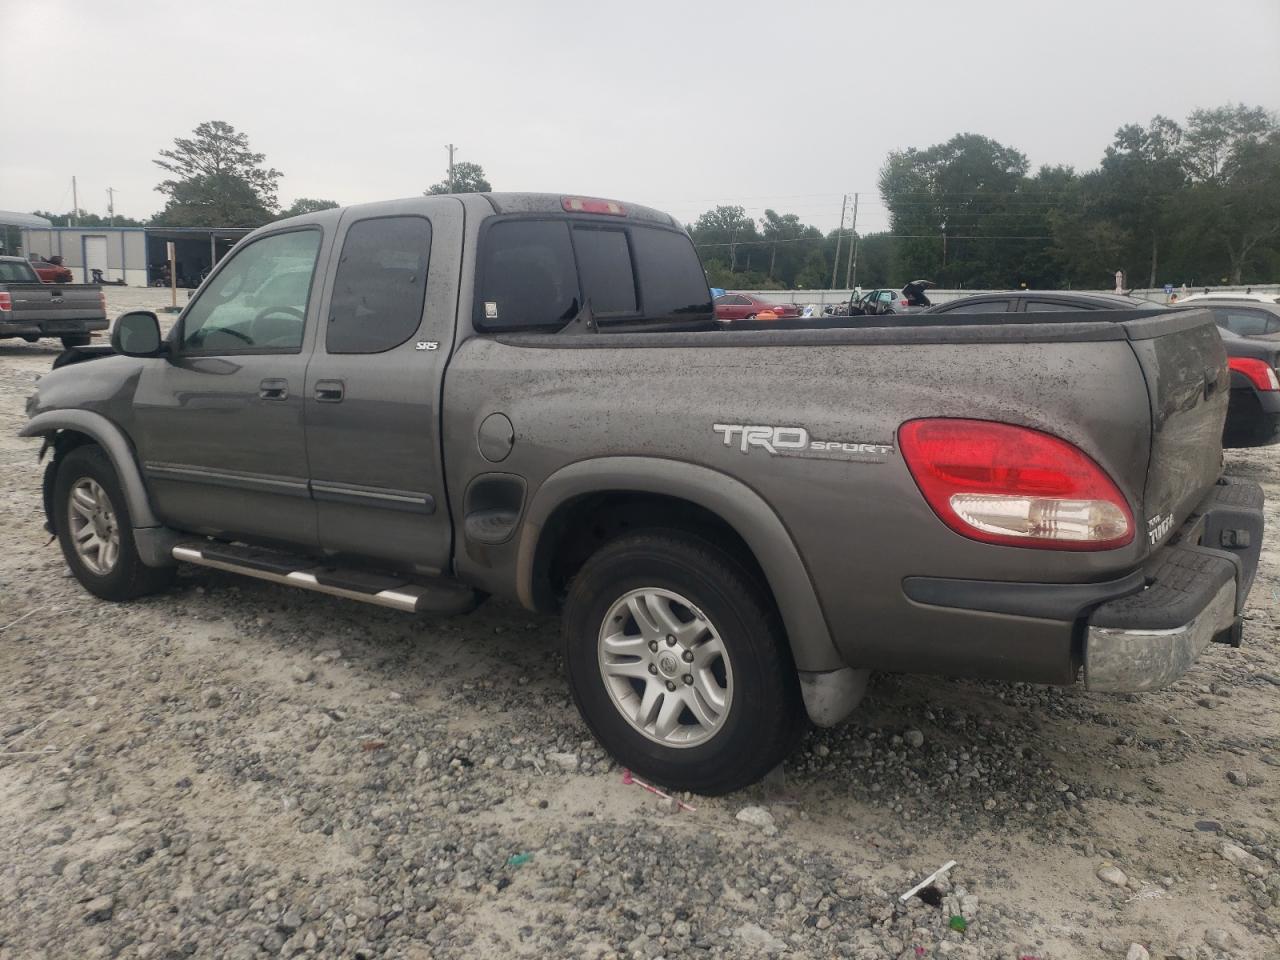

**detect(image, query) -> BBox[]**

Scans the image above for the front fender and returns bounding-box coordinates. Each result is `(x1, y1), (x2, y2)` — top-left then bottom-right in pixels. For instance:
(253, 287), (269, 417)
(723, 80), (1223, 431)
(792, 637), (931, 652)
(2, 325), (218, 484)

(22, 409), (159, 528)
(516, 456), (844, 673)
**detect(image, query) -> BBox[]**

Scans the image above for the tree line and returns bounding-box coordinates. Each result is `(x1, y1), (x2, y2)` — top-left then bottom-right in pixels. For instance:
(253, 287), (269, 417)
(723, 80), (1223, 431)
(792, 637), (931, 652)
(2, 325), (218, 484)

(690, 103), (1280, 291)
(28, 109), (1279, 292)
(30, 121), (494, 230)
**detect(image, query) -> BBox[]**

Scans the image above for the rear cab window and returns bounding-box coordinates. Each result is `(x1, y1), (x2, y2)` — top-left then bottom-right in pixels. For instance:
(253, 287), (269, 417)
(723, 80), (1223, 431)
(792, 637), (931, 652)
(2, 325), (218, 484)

(327, 216), (432, 353)
(0, 261), (37, 282)
(475, 216), (711, 332)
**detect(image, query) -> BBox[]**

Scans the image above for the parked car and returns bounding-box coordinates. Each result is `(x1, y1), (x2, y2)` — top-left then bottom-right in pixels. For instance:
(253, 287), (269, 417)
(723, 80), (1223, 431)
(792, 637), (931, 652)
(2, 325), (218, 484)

(1179, 291), (1280, 306)
(849, 286), (928, 316)
(29, 256), (74, 284)
(22, 194), (1262, 795)
(713, 291), (799, 322)
(927, 291), (1279, 448)
(0, 256), (107, 348)
(1190, 300), (1280, 447)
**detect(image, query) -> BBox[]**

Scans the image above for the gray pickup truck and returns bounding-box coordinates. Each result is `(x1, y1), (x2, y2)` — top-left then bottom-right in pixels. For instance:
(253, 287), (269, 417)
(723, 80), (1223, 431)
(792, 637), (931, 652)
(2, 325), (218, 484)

(0, 256), (106, 348)
(21, 193), (1265, 794)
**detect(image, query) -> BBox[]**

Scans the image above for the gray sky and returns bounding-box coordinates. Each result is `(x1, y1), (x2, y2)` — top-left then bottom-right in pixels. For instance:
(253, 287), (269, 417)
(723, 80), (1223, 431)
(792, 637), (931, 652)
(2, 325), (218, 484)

(4, 0), (1278, 234)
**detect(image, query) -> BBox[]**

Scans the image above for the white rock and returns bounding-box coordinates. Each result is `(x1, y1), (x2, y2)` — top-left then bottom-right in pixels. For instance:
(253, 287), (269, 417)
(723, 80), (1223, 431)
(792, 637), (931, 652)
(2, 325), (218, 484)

(1204, 927), (1236, 950)
(735, 805), (776, 832)
(1125, 944), (1150, 960)
(904, 730), (925, 748)
(547, 751), (578, 770)
(1096, 863), (1128, 887)
(734, 922), (786, 955)
(1219, 841), (1268, 878)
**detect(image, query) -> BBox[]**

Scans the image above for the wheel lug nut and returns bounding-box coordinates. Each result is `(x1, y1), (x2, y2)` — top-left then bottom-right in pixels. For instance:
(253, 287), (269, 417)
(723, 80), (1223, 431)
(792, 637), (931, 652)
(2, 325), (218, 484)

(665, 680), (676, 691)
(681, 649), (694, 662)
(682, 674), (693, 685)
(648, 664), (658, 675)
(666, 635), (676, 646)
(648, 640), (659, 653)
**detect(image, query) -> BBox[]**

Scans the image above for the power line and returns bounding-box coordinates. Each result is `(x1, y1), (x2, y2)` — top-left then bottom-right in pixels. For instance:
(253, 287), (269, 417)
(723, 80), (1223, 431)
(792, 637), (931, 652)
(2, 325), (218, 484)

(693, 234), (1054, 248)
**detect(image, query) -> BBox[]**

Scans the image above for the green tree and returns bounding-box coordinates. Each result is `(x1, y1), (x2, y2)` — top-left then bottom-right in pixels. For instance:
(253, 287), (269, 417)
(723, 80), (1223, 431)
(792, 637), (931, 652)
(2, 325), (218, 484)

(689, 205), (760, 276)
(152, 121), (281, 226)
(278, 198), (339, 219)
(426, 161), (491, 195)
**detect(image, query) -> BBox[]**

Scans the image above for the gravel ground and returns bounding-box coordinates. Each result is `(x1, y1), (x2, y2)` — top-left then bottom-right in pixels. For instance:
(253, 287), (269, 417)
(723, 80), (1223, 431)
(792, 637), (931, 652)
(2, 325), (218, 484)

(0, 291), (1278, 959)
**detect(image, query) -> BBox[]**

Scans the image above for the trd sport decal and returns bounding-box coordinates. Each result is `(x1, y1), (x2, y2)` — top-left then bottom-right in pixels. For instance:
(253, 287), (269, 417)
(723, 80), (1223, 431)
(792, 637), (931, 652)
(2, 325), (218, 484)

(712, 424), (893, 462)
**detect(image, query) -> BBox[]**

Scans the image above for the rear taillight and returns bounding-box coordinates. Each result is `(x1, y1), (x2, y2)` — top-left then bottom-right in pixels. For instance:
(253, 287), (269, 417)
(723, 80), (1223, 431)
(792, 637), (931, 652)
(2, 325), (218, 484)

(562, 196), (626, 216)
(98, 292), (106, 312)
(1229, 357), (1280, 391)
(0, 292), (10, 312)
(900, 299), (909, 307)
(899, 418), (1133, 550)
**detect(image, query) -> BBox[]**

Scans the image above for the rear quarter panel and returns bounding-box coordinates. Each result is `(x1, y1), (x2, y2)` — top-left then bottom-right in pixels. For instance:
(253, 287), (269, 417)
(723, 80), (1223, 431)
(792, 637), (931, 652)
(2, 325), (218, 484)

(443, 326), (1158, 678)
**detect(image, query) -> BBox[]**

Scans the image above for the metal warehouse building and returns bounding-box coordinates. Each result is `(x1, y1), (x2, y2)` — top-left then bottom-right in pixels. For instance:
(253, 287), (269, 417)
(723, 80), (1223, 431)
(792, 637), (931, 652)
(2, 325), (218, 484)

(15, 224), (250, 287)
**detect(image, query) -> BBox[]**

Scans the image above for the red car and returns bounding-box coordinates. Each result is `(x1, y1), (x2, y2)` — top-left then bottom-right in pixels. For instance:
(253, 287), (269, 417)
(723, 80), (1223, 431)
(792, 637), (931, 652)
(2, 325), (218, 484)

(713, 291), (800, 322)
(29, 257), (73, 284)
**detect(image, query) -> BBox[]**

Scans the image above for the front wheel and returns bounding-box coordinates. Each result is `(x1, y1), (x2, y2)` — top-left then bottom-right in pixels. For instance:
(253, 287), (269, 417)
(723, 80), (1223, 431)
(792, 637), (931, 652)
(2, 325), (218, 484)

(563, 530), (803, 795)
(53, 445), (174, 601)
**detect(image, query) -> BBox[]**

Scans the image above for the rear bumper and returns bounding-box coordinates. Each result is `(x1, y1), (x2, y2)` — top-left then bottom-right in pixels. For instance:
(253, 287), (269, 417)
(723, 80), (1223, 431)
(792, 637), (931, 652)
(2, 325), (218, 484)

(1084, 477), (1264, 691)
(902, 476), (1264, 693)
(0, 317), (107, 338)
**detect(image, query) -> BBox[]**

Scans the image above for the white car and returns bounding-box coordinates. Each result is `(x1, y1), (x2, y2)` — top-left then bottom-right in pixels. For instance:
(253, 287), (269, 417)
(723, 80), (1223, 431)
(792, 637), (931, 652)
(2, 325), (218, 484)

(1178, 291), (1280, 305)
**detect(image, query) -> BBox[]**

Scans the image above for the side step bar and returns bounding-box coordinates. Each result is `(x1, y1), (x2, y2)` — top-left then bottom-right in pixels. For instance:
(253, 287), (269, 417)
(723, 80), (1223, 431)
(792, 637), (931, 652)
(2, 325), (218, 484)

(172, 541), (481, 615)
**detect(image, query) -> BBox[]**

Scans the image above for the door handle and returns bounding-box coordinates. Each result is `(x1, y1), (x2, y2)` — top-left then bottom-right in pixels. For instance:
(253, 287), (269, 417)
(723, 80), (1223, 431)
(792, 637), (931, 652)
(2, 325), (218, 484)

(259, 378), (289, 401)
(314, 379), (345, 403)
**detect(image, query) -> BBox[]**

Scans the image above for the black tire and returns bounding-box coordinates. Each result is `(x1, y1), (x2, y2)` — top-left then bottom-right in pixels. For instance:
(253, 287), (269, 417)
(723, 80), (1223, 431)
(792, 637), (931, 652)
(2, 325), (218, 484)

(60, 334), (91, 349)
(563, 530), (804, 795)
(53, 445), (174, 601)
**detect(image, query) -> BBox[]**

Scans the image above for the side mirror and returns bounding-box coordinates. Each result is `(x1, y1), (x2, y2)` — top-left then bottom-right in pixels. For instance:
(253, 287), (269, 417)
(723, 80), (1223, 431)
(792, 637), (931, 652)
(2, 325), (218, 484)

(111, 311), (164, 357)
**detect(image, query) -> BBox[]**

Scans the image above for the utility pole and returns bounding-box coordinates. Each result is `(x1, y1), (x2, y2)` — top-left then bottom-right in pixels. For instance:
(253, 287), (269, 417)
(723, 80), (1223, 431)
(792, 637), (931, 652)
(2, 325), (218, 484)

(106, 187), (116, 227)
(71, 176), (78, 226)
(830, 193), (847, 290)
(843, 192), (859, 288)
(446, 144), (456, 193)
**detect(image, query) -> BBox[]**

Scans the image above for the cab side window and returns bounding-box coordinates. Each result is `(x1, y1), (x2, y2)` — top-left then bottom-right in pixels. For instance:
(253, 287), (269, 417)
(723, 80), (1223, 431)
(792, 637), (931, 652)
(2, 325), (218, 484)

(328, 216), (432, 354)
(476, 220), (580, 330)
(180, 230), (321, 353)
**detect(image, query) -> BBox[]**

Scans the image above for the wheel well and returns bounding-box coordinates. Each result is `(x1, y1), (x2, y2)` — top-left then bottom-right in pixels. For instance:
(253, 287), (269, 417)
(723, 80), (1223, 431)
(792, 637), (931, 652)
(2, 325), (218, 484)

(531, 491), (774, 614)
(40, 430), (97, 533)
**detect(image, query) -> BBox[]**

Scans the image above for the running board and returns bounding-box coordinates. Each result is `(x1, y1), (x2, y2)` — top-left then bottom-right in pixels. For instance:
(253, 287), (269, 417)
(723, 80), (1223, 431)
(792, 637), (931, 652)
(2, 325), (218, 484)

(171, 541), (481, 615)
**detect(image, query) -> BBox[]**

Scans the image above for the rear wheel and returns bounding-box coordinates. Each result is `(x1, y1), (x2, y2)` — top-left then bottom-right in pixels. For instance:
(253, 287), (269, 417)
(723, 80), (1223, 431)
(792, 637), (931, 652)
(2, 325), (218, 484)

(563, 530), (803, 795)
(53, 445), (174, 601)
(60, 334), (91, 349)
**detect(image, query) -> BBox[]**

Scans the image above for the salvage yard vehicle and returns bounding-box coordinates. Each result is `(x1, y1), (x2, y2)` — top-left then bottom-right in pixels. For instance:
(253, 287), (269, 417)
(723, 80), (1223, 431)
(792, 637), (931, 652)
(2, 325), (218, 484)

(21, 193), (1265, 794)
(0, 255), (107, 348)
(929, 291), (1280, 450)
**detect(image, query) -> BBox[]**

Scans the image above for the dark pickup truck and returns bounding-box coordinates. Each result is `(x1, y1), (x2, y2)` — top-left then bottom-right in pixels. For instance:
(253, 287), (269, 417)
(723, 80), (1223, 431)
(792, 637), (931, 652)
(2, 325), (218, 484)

(21, 193), (1265, 794)
(0, 256), (107, 348)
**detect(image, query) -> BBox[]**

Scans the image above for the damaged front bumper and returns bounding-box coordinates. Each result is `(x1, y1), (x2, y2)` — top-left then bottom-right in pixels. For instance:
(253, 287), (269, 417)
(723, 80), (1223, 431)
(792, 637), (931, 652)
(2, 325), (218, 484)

(1084, 477), (1264, 692)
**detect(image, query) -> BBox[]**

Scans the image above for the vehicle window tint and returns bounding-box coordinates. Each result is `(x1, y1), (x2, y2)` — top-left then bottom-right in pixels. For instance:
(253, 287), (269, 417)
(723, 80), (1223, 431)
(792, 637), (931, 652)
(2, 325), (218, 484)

(713, 294), (730, 305)
(180, 230), (320, 353)
(572, 227), (637, 316)
(1215, 308), (1270, 337)
(877, 291), (894, 302)
(1268, 318), (1280, 334)
(0, 261), (36, 282)
(1024, 300), (1081, 312)
(939, 300), (1010, 314)
(328, 216), (431, 354)
(477, 220), (579, 329)
(727, 294), (750, 305)
(629, 226), (713, 323)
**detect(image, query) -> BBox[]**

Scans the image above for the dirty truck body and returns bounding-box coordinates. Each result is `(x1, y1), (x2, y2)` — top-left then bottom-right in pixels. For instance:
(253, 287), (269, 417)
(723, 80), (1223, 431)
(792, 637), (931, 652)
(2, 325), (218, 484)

(0, 255), (107, 348)
(22, 193), (1264, 794)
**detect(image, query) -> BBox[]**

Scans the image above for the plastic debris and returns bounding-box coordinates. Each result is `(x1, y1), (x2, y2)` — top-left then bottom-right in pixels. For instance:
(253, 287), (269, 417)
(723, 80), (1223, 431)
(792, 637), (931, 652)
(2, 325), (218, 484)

(507, 853), (533, 867)
(620, 770), (697, 812)
(899, 860), (958, 901)
(948, 915), (967, 932)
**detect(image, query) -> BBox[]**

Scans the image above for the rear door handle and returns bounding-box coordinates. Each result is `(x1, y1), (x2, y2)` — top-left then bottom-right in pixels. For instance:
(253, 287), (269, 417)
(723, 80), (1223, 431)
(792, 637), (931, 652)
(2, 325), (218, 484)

(259, 378), (289, 400)
(314, 379), (345, 403)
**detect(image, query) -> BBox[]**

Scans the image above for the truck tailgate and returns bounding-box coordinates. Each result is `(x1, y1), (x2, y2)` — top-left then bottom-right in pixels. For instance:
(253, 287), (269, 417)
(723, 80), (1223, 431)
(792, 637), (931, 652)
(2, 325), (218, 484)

(3, 283), (105, 323)
(1121, 309), (1228, 550)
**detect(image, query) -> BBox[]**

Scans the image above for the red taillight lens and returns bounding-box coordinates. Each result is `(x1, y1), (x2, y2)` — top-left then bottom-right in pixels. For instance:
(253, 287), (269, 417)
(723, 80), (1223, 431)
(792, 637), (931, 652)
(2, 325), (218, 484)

(899, 418), (1133, 550)
(562, 196), (626, 216)
(0, 292), (10, 312)
(900, 299), (909, 307)
(1228, 357), (1280, 391)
